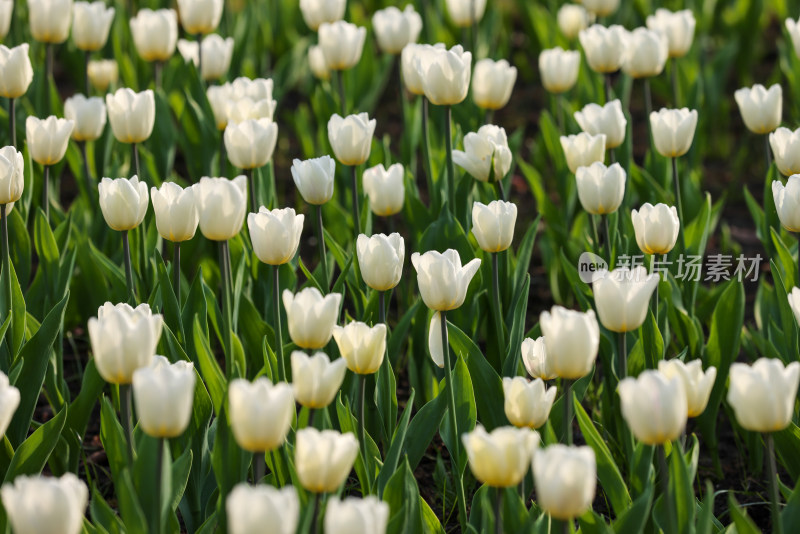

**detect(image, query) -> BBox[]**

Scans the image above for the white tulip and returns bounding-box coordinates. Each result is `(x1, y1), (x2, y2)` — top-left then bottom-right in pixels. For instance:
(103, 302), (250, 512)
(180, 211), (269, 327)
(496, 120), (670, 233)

(150, 182), (199, 243)
(291, 156), (336, 205)
(769, 127), (800, 176)
(176, 0), (223, 35)
(622, 28), (668, 78)
(130, 8), (178, 62)
(25, 116), (74, 166)
(734, 84), (782, 135)
(299, 0), (345, 31)
(772, 175), (800, 232)
(538, 47), (580, 94)
(177, 35), (234, 81)
(533, 445), (596, 520)
(472, 58), (517, 110)
(415, 44), (472, 106)
(291, 351), (347, 409)
(427, 311), (444, 368)
(227, 484), (299, 534)
(282, 287), (342, 349)
(0, 0), (12, 41)
(521, 336), (556, 380)
(787, 18), (800, 59)
(401, 43), (444, 96)
(333, 321), (386, 375)
(560, 132), (606, 174)
(557, 4), (588, 39)
(471, 200), (517, 253)
(64, 94), (107, 142)
(207, 83), (232, 130)
(295, 428), (359, 493)
(248, 207), (304, 265)
(28, 0), (72, 44)
(646, 8), (696, 58)
(132, 356), (195, 438)
(593, 266), (659, 333)
(575, 162), (626, 215)
(503, 377), (557, 429)
(229, 377), (295, 452)
(309, 45), (330, 81)
(411, 249), (481, 311)
(72, 1), (115, 51)
(229, 76), (274, 102)
(582, 0), (618, 17)
(0, 371), (19, 438)
(356, 232), (404, 291)
(631, 202), (681, 255)
(318, 21), (366, 71)
(445, 0), (486, 27)
(579, 24), (629, 74)
(0, 44), (33, 99)
(1, 474), (88, 534)
(618, 370), (687, 444)
(362, 163), (404, 216)
(728, 358), (800, 433)
(87, 59), (118, 92)
(658, 359), (717, 418)
(193, 175), (248, 241)
(324, 496), (390, 534)
(98, 176), (149, 231)
(0, 146), (24, 206)
(650, 107), (698, 158)
(539, 306), (599, 380)
(226, 97), (276, 125)
(372, 5), (422, 55)
(453, 124), (512, 182)
(224, 118), (278, 169)
(327, 113), (376, 166)
(462, 425), (539, 487)
(574, 100), (626, 150)
(106, 88), (156, 144)
(789, 287), (800, 326)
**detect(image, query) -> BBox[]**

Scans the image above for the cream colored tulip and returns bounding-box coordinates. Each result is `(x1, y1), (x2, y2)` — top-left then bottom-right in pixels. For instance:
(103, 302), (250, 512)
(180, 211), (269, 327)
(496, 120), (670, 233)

(87, 59), (118, 92)
(229, 76), (274, 102)
(453, 124), (512, 183)
(539, 306), (599, 380)
(130, 9), (178, 62)
(282, 288), (342, 349)
(619, 370), (687, 444)
(132, 356), (195, 438)
(207, 83), (232, 130)
(575, 100), (626, 149)
(72, 1), (114, 51)
(579, 24), (628, 74)
(576, 162), (625, 215)
(362, 163), (404, 216)
(0, 371), (19, 438)
(106, 88), (156, 144)
(224, 118), (278, 169)
(533, 445), (596, 520)
(789, 287), (800, 326)
(229, 377), (294, 452)
(177, 35), (234, 81)
(503, 377), (556, 429)
(557, 4), (588, 39)
(295, 428), (359, 493)
(411, 249), (481, 311)
(0, 0), (12, 41)
(88, 302), (163, 384)
(291, 156), (336, 205)
(309, 45), (330, 81)
(646, 8), (696, 58)
(734, 84), (781, 135)
(227, 484), (299, 534)
(1, 474), (88, 534)
(150, 182), (199, 243)
(773, 175), (800, 232)
(445, 0), (486, 27)
(415, 44), (472, 106)
(658, 359), (716, 418)
(593, 266), (659, 333)
(356, 232), (404, 291)
(472, 58), (517, 110)
(769, 127), (800, 176)
(539, 47), (580, 94)
(299, 0), (345, 31)
(248, 207), (304, 265)
(427, 311), (444, 368)
(325, 496), (390, 534)
(176, 0), (223, 35)
(64, 94), (106, 142)
(583, 0), (618, 16)
(318, 21), (366, 71)
(26, 116), (74, 165)
(728, 358), (800, 433)
(631, 202), (680, 255)
(787, 18), (800, 59)
(521, 336), (556, 380)
(462, 425), (539, 487)
(291, 351), (347, 409)
(401, 43), (444, 96)
(0, 44), (33, 99)
(650, 108), (698, 158)
(560, 132), (605, 174)
(193, 175), (247, 241)
(327, 113), (376, 166)
(0, 146), (24, 205)
(471, 200), (516, 253)
(333, 321), (386, 375)
(98, 176), (149, 231)
(372, 5), (422, 55)
(622, 28), (668, 79)
(28, 0), (72, 44)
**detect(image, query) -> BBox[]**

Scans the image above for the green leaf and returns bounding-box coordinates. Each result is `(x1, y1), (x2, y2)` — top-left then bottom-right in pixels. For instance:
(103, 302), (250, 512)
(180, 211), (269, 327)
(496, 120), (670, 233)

(728, 494), (760, 534)
(439, 354), (477, 471)
(669, 441), (696, 532)
(383, 458), (423, 534)
(402, 393), (446, 470)
(192, 316), (226, 415)
(613, 484), (654, 533)
(376, 389), (416, 497)
(502, 274), (530, 376)
(3, 406), (67, 481)
(90, 488), (125, 534)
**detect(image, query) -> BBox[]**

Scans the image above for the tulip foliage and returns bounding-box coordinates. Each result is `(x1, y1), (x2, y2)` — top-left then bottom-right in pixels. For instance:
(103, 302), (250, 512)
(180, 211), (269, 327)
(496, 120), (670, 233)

(0, 0), (796, 533)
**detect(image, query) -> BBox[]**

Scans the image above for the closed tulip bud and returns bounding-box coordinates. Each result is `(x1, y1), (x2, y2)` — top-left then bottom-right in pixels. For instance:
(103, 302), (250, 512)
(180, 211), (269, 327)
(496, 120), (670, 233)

(309, 45), (330, 81)
(98, 176), (149, 231)
(579, 25), (628, 74)
(471, 200), (517, 253)
(130, 9), (178, 62)
(64, 94), (107, 142)
(132, 356), (195, 438)
(230, 76), (274, 101)
(427, 311), (445, 368)
(576, 162), (625, 215)
(619, 370), (687, 444)
(319, 21), (366, 71)
(72, 1), (114, 51)
(299, 0), (345, 31)
(0, 372), (19, 438)
(362, 163), (404, 216)
(557, 4), (588, 39)
(1, 474), (88, 534)
(87, 59), (118, 92)
(560, 132), (605, 174)
(445, 0), (486, 27)
(415, 44), (472, 106)
(540, 306), (599, 380)
(150, 182), (198, 242)
(411, 249), (481, 311)
(593, 266), (659, 333)
(357, 232), (404, 291)
(503, 377), (557, 429)
(521, 336), (556, 380)
(462, 425), (539, 487)
(206, 84), (232, 130)
(373, 5), (422, 55)
(650, 108), (698, 158)
(621, 28), (668, 78)
(772, 175), (800, 232)
(401, 43), (444, 96)
(194, 175), (247, 241)
(728, 358), (800, 433)
(28, 0), (72, 43)
(224, 118), (278, 169)
(583, 0), (618, 17)
(574, 100), (626, 150)
(291, 156), (336, 205)
(177, 35), (233, 81)
(789, 287), (800, 326)
(295, 428), (359, 493)
(453, 124), (512, 182)
(177, 0), (222, 35)
(770, 127), (800, 176)
(333, 321), (386, 375)
(227, 100), (276, 124)
(227, 484), (299, 534)
(0, 146), (24, 206)
(283, 288), (342, 349)
(734, 84), (782, 135)
(0, 1), (11, 41)
(88, 302), (163, 384)
(291, 351), (347, 409)
(646, 8), (696, 59)
(539, 47), (580, 94)
(787, 18), (800, 59)
(0, 44), (33, 99)
(658, 359), (716, 418)
(106, 88), (156, 144)
(327, 113), (376, 166)
(631, 202), (680, 255)
(229, 378), (294, 452)
(472, 58), (517, 110)
(533, 445), (596, 520)
(26, 116), (73, 167)
(325, 496), (389, 534)
(248, 207), (304, 265)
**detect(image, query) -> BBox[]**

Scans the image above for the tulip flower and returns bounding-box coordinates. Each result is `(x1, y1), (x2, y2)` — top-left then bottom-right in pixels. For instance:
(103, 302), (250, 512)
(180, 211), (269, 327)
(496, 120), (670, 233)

(463, 425), (539, 487)
(325, 496), (390, 534)
(106, 88), (155, 180)
(299, 0), (345, 31)
(533, 445), (596, 521)
(224, 118), (278, 211)
(319, 20), (366, 111)
(131, 9), (178, 65)
(453, 125), (513, 190)
(0, 145), (21, 319)
(415, 43), (472, 107)
(0, 44), (32, 148)
(769, 127), (800, 177)
(229, 377), (295, 452)
(646, 9), (696, 59)
(1, 474), (88, 534)
(619, 370), (687, 444)
(774, 176), (800, 235)
(622, 28), (668, 79)
(557, 4), (588, 39)
(787, 18), (800, 59)
(575, 100), (626, 152)
(0, 371), (19, 438)
(539, 47), (580, 96)
(151, 181), (198, 301)
(283, 287), (342, 350)
(521, 336), (556, 380)
(177, 34), (234, 82)
(132, 355), (195, 438)
(87, 59), (118, 93)
(575, 162), (626, 216)
(503, 377), (557, 429)
(658, 359), (716, 418)
(177, 0), (223, 36)
(328, 113), (376, 233)
(26, 115), (74, 219)
(579, 24), (628, 75)
(291, 351), (347, 410)
(207, 84), (232, 131)
(227, 484), (299, 534)
(593, 266), (659, 334)
(72, 1), (114, 60)
(225, 97), (276, 126)
(98, 175), (149, 231)
(0, 1), (11, 41)
(64, 94), (106, 192)
(583, 0), (618, 16)
(28, 0), (72, 44)
(427, 311), (445, 368)
(790, 287), (800, 326)
(308, 45), (330, 81)
(560, 132), (605, 174)
(735, 84), (782, 170)
(295, 428), (359, 493)
(472, 58), (517, 111)
(333, 321), (386, 376)
(445, 0), (486, 27)
(631, 202), (680, 255)
(372, 5), (422, 55)
(401, 43), (444, 97)
(356, 233), (404, 292)
(362, 163), (404, 216)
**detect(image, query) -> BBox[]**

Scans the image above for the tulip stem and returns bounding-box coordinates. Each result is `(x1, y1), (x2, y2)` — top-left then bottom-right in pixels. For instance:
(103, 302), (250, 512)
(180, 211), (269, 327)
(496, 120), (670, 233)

(602, 214), (611, 267)
(494, 487), (503, 534)
(246, 167), (257, 213)
(421, 97), (435, 208)
(84, 51), (91, 96)
(658, 445), (675, 534)
(132, 143), (141, 180)
(336, 70), (346, 116)
(315, 204), (329, 291)
(650, 254), (659, 330)
(563, 379), (573, 445)
(154, 62), (162, 90)
(1, 204), (9, 320)
(672, 157), (685, 250)
(42, 165), (50, 221)
(154, 437), (164, 534)
(219, 240), (234, 378)
(644, 78), (653, 147)
(253, 452), (264, 483)
(311, 492), (322, 534)
(307, 408), (316, 429)
(555, 94), (565, 133)
(379, 291), (386, 325)
(272, 264), (286, 382)
(7, 98), (14, 148)
(470, 0), (477, 52)
(764, 134), (773, 174)
(219, 132), (227, 176)
(46, 44), (53, 114)
(119, 384), (134, 465)
(445, 106), (455, 211)
(173, 242), (181, 305)
(767, 433), (784, 534)
(495, 180), (506, 201)
(604, 74), (612, 104)
(491, 252), (505, 357)
(590, 215), (600, 256)
(196, 34), (203, 82)
(440, 310), (468, 532)
(80, 141), (93, 201)
(618, 332), (627, 378)
(122, 230), (135, 304)
(350, 165), (360, 236)
(670, 58), (679, 106)
(358, 373), (372, 495)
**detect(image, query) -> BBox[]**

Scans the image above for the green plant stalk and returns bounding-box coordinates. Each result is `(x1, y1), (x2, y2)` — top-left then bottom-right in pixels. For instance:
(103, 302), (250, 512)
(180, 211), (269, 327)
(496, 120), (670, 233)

(219, 133), (227, 176)
(122, 230), (135, 304)
(133, 142), (141, 180)
(154, 62), (163, 90)
(336, 69), (346, 116)
(350, 165), (360, 236)
(1, 204), (9, 322)
(307, 408), (316, 429)
(42, 165), (50, 221)
(591, 215), (601, 256)
(671, 58), (678, 106)
(618, 331), (627, 378)
(440, 310), (468, 531)
(604, 73), (612, 104)
(173, 242), (181, 305)
(196, 34), (203, 82)
(219, 240), (233, 378)
(358, 373), (371, 495)
(556, 93), (565, 133)
(491, 252), (505, 356)
(46, 44), (53, 114)
(119, 384), (134, 464)
(445, 106), (455, 210)
(644, 78), (653, 148)
(421, 97), (435, 208)
(272, 264), (285, 382)
(658, 444), (675, 534)
(315, 204), (329, 291)
(155, 437), (164, 534)
(379, 291), (386, 325)
(8, 98), (15, 148)
(765, 134), (773, 173)
(495, 180), (506, 201)
(602, 214), (611, 267)
(650, 254), (659, 328)
(84, 50), (91, 96)
(767, 433), (784, 534)
(494, 486), (503, 534)
(246, 167), (257, 213)
(563, 379), (573, 445)
(672, 157), (685, 250)
(79, 141), (93, 200)
(311, 492), (322, 534)
(254, 452), (265, 484)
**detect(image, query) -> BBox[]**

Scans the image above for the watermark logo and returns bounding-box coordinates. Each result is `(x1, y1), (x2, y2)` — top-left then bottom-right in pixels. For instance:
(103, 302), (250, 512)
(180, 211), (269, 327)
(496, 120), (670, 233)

(578, 252), (608, 284)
